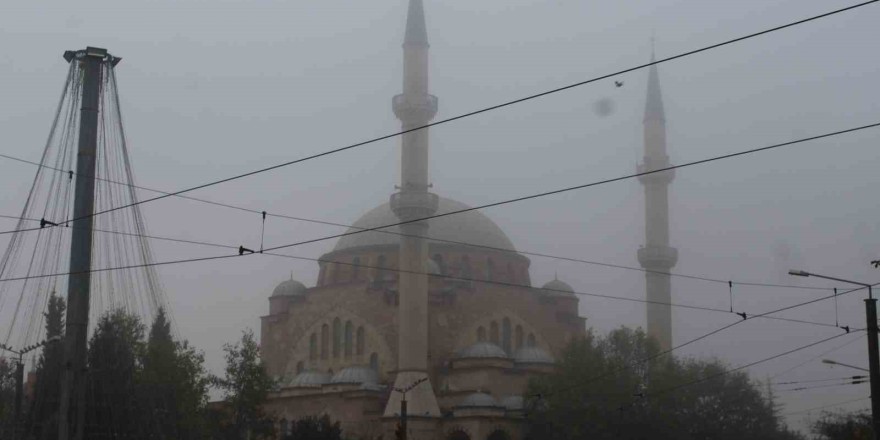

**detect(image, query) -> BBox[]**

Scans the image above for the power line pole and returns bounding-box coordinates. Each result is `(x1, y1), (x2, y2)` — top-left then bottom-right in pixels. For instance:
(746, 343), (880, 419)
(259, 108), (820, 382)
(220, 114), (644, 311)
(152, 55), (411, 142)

(790, 270), (879, 440)
(57, 47), (119, 440)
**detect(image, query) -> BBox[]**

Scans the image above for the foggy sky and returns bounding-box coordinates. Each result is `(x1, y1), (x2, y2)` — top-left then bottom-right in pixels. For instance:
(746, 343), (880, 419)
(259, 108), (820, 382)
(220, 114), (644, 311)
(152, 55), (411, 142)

(1, 0), (879, 433)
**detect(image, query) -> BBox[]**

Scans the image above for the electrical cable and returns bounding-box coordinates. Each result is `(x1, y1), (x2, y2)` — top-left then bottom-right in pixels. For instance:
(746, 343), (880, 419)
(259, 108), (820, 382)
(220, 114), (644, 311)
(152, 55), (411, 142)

(0, 0), (875, 237)
(783, 396), (870, 417)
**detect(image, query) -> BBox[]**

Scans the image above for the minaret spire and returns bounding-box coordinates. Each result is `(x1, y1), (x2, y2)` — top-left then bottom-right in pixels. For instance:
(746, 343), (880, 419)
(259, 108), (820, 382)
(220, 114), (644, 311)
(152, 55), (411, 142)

(384, 0), (442, 423)
(637, 43), (677, 352)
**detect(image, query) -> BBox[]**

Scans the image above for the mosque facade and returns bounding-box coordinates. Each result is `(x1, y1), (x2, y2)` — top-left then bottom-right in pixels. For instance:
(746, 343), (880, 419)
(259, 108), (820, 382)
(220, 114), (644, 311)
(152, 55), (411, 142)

(259, 0), (670, 438)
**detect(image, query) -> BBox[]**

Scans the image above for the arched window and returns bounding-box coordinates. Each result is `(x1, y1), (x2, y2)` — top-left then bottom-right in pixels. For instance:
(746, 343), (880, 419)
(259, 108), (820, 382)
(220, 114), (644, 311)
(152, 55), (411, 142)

(356, 326), (365, 356)
(333, 318), (341, 358)
(296, 361), (304, 374)
(375, 254), (388, 281)
(321, 324), (329, 359)
(515, 325), (523, 350)
(477, 326), (487, 342)
(502, 318), (512, 353)
(309, 333), (318, 360)
(490, 321), (499, 345)
(461, 255), (472, 279)
(432, 254), (445, 275)
(527, 333), (536, 347)
(487, 258), (496, 281)
(352, 257), (361, 281)
(369, 353), (379, 371)
(344, 321), (353, 358)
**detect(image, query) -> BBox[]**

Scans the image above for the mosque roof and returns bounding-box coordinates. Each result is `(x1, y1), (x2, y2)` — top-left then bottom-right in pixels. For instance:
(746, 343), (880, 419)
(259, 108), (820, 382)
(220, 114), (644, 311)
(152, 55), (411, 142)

(333, 196), (516, 253)
(457, 342), (509, 360)
(330, 366), (379, 385)
(541, 278), (574, 295)
(271, 279), (307, 297)
(288, 370), (331, 388)
(513, 346), (554, 365)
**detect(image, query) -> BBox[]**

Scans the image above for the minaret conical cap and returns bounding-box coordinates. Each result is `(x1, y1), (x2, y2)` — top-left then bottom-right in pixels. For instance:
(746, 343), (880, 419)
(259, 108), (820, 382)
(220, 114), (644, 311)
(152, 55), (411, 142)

(405, 0), (429, 46)
(645, 51), (665, 123)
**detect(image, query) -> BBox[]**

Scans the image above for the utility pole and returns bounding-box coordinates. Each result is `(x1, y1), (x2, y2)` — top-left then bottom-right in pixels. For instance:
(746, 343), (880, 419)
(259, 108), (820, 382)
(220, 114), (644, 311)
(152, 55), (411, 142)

(393, 377), (426, 440)
(1, 337), (62, 440)
(789, 270), (879, 440)
(57, 47), (119, 440)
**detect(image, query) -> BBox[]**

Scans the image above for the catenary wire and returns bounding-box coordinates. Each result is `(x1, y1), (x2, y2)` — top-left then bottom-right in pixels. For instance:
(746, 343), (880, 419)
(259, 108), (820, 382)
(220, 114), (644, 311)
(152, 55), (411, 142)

(0, 0), (874, 237)
(783, 396), (870, 417)
(0, 153), (841, 292)
(0, 216), (855, 331)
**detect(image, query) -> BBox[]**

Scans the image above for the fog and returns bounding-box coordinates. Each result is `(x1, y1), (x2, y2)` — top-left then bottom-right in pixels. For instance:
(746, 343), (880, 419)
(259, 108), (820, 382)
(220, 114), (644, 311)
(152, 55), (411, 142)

(1, 0), (878, 433)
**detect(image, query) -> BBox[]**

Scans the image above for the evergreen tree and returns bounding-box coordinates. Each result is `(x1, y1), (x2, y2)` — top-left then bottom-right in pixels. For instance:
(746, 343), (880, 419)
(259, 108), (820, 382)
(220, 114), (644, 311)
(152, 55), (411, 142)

(213, 328), (275, 440)
(84, 309), (144, 439)
(0, 358), (15, 439)
(140, 307), (209, 439)
(26, 292), (65, 439)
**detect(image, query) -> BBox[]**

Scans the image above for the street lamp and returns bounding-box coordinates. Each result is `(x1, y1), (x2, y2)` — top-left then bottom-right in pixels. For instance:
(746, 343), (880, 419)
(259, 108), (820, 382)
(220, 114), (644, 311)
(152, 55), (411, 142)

(823, 358), (870, 372)
(790, 270), (878, 439)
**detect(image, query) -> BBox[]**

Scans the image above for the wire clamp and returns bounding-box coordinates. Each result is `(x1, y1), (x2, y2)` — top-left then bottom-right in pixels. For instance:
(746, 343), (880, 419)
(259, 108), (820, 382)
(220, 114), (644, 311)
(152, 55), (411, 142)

(238, 246), (255, 255)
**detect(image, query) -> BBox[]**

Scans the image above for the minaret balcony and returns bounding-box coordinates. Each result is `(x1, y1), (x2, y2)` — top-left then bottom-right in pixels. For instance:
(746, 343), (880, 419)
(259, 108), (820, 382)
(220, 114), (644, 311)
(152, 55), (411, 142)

(637, 156), (675, 185)
(393, 93), (438, 123)
(390, 191), (439, 222)
(637, 246), (678, 270)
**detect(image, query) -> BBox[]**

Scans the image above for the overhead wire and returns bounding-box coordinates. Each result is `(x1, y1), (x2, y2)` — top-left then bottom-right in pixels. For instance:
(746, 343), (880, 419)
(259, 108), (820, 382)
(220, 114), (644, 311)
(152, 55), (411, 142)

(0, 0), (875, 238)
(0, 152), (842, 292)
(783, 396), (870, 417)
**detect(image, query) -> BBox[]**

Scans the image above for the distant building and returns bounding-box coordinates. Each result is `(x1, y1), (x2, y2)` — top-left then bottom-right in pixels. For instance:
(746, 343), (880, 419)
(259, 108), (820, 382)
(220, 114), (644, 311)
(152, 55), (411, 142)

(258, 2), (584, 438)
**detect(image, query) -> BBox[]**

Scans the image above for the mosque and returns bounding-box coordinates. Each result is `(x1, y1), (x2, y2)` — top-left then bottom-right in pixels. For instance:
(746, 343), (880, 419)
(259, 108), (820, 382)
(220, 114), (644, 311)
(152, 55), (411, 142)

(259, 1), (674, 439)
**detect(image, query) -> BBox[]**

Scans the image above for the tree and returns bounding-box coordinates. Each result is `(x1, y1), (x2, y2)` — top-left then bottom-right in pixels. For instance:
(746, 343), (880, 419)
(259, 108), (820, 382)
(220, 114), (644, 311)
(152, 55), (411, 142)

(0, 357), (15, 439)
(282, 415), (343, 440)
(140, 307), (210, 439)
(527, 327), (801, 440)
(84, 309), (144, 439)
(213, 328), (275, 440)
(811, 410), (872, 440)
(26, 292), (65, 439)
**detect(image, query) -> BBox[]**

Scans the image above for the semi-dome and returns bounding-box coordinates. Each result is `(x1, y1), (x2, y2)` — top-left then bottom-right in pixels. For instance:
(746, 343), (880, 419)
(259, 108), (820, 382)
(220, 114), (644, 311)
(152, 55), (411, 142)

(330, 366), (379, 385)
(457, 392), (500, 408)
(513, 346), (554, 365)
(288, 370), (331, 388)
(333, 196), (516, 252)
(272, 279), (307, 297)
(500, 395), (524, 411)
(541, 278), (574, 295)
(458, 342), (508, 359)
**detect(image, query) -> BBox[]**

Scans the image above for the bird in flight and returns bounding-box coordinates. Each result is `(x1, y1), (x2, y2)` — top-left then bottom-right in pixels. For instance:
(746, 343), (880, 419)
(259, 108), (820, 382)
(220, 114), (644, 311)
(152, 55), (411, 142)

(614, 80), (624, 88)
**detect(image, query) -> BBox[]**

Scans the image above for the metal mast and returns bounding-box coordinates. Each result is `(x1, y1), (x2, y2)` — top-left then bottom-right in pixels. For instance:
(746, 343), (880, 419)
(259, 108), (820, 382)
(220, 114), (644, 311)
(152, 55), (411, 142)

(637, 48), (678, 352)
(58, 47), (120, 440)
(383, 0), (442, 424)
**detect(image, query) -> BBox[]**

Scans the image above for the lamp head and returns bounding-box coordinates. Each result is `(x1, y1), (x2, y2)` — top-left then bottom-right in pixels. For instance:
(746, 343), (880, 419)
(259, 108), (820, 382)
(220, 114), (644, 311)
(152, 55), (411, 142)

(789, 270), (811, 277)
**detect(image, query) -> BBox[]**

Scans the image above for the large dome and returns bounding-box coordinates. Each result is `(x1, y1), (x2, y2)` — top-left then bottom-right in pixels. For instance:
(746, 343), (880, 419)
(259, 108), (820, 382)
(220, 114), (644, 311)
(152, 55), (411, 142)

(333, 196), (516, 252)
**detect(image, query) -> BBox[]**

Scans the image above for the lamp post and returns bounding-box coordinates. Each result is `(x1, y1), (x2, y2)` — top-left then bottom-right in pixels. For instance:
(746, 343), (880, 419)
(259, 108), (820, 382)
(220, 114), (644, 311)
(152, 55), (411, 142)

(822, 358), (870, 372)
(789, 270), (878, 439)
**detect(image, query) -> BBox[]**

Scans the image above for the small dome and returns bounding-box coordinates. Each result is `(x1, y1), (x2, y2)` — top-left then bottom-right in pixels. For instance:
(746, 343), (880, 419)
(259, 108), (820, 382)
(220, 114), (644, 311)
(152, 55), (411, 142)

(330, 366), (379, 385)
(288, 370), (331, 388)
(500, 395), (524, 411)
(457, 392), (500, 408)
(541, 278), (574, 295)
(514, 346), (554, 365)
(457, 342), (508, 359)
(272, 279), (307, 297)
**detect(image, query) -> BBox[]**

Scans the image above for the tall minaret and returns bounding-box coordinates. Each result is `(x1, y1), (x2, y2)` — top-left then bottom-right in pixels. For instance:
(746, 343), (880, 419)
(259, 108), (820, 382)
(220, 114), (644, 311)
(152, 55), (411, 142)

(637, 47), (678, 352)
(383, 0), (442, 420)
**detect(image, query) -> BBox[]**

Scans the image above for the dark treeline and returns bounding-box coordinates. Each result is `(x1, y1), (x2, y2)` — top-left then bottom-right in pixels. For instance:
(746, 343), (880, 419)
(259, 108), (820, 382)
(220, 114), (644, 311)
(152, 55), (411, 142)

(0, 293), (276, 440)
